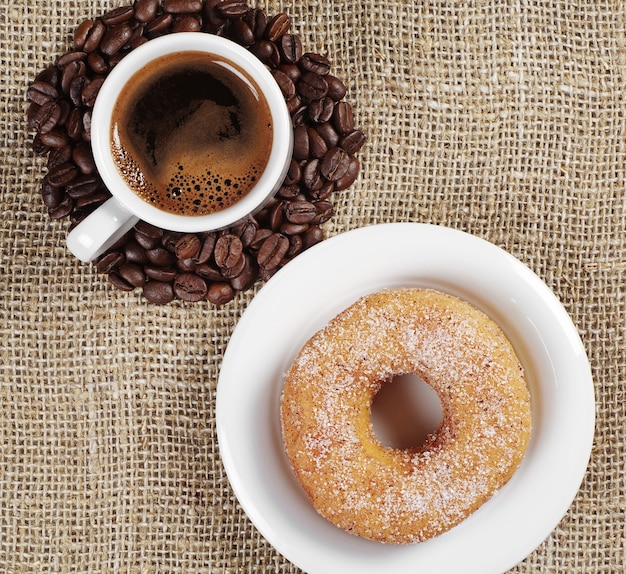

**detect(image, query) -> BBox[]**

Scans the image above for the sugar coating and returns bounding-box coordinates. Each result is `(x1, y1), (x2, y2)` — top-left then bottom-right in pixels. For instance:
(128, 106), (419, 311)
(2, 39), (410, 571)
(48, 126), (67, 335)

(280, 288), (532, 544)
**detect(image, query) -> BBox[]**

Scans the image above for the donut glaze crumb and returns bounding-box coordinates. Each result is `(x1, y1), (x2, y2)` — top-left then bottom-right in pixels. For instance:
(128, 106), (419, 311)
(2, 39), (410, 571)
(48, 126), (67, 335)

(280, 288), (532, 544)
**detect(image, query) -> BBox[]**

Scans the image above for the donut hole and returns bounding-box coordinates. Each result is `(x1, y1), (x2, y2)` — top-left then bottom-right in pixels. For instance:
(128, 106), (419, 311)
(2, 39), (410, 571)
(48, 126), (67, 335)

(370, 373), (443, 450)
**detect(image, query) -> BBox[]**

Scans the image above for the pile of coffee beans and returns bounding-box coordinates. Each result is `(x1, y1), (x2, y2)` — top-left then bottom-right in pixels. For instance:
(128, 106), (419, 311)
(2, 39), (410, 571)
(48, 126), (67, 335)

(27, 0), (365, 305)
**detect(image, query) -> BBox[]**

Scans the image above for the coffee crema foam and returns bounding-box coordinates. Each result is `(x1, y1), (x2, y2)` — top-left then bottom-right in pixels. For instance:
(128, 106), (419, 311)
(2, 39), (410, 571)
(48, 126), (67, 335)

(111, 51), (273, 216)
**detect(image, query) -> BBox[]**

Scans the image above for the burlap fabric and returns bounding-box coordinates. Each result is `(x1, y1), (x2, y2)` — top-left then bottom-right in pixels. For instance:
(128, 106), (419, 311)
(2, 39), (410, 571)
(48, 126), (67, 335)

(1, 0), (624, 571)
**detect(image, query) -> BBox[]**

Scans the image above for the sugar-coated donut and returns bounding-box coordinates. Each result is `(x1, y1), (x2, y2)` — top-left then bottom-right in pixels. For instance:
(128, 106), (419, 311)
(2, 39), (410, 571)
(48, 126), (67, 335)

(280, 288), (532, 544)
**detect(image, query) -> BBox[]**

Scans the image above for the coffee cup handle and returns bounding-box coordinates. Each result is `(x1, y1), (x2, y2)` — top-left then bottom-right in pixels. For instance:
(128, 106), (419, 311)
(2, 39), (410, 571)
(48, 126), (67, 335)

(66, 197), (140, 262)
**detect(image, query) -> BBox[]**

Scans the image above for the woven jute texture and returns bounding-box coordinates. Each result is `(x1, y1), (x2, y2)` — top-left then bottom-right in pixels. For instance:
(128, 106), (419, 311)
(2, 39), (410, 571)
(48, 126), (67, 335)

(1, 0), (624, 572)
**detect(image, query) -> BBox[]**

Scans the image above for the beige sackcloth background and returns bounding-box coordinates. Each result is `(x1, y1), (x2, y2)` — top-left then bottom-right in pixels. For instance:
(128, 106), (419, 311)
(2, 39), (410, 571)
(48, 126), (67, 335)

(1, 0), (624, 571)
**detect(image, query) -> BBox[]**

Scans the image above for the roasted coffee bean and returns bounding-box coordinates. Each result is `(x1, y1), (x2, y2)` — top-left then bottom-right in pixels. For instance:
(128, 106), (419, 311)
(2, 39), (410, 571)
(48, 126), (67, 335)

(249, 227), (273, 251)
(72, 143), (97, 174)
(60, 60), (82, 95)
(161, 231), (183, 252)
(302, 225), (324, 250)
(96, 251), (125, 273)
(230, 18), (255, 46)
(258, 265), (277, 282)
(307, 180), (334, 201)
(146, 13), (174, 36)
(195, 263), (224, 281)
(286, 95), (302, 115)
(102, 6), (135, 26)
(46, 161), (78, 187)
(286, 234), (303, 258)
(249, 40), (279, 67)
(325, 74), (347, 101)
(30, 100), (61, 134)
(284, 200), (317, 224)
(81, 77), (104, 107)
(107, 232), (132, 253)
(339, 130), (366, 155)
(49, 196), (74, 219)
(333, 101), (354, 134)
(164, 0), (203, 14)
(243, 7), (267, 38)
(129, 35), (150, 50)
(143, 280), (175, 304)
(334, 155), (360, 190)
(203, 0), (227, 30)
(316, 121), (340, 148)
(144, 265), (178, 282)
(175, 233), (201, 260)
(300, 52), (331, 75)
(76, 189), (109, 209)
(135, 231), (160, 250)
(109, 272), (134, 291)
(267, 200), (284, 230)
(82, 110), (92, 140)
(35, 66), (60, 87)
(278, 34), (302, 64)
(47, 145), (73, 169)
(216, 0), (249, 18)
(290, 104), (307, 127)
(32, 134), (49, 156)
(214, 234), (243, 269)
(307, 127), (328, 159)
(83, 19), (106, 53)
(297, 72), (328, 101)
(172, 15), (203, 32)
(66, 107), (85, 140)
(321, 147), (350, 181)
(230, 254), (257, 291)
(176, 257), (197, 272)
(125, 239), (149, 264)
(27, 102), (42, 129)
(118, 262), (146, 287)
(220, 252), (246, 278)
(87, 51), (109, 74)
(57, 50), (87, 70)
(74, 19), (94, 50)
(69, 75), (90, 107)
(271, 69), (296, 99)
(265, 12), (290, 42)
(56, 99), (71, 126)
(135, 221), (163, 241)
(207, 282), (235, 305)
(174, 272), (208, 301)
(283, 159), (302, 186)
(308, 96), (335, 124)
(302, 158), (323, 191)
(41, 183), (64, 209)
(257, 232), (289, 270)
(278, 184), (300, 200)
(27, 81), (58, 105)
(134, 0), (159, 23)
(192, 232), (217, 264)
(66, 174), (101, 198)
(230, 218), (257, 247)
(146, 247), (177, 266)
(313, 200), (334, 224)
(280, 221), (309, 236)
(100, 23), (133, 56)
(292, 125), (309, 161)
(280, 64), (301, 84)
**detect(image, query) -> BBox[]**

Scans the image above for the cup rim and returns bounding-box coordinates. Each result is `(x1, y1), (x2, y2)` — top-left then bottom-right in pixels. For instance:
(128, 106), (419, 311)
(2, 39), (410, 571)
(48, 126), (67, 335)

(91, 32), (293, 233)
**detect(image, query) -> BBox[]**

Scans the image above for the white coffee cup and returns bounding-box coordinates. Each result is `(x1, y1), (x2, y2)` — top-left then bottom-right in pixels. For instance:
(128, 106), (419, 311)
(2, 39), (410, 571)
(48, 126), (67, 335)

(67, 32), (293, 262)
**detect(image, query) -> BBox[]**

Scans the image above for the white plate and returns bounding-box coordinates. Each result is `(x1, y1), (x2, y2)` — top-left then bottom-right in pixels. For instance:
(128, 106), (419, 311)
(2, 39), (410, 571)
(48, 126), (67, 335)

(216, 223), (595, 574)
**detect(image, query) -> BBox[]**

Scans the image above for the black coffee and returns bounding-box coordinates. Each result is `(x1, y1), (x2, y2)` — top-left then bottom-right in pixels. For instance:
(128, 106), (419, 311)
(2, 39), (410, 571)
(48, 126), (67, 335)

(111, 51), (273, 216)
